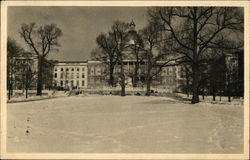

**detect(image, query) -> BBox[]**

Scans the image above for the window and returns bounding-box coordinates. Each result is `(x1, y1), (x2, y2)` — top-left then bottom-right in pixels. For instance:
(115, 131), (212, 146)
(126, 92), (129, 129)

(76, 80), (79, 86)
(54, 73), (57, 78)
(82, 68), (85, 71)
(90, 67), (95, 75)
(60, 73), (63, 78)
(66, 68), (69, 71)
(61, 68), (64, 71)
(96, 67), (101, 75)
(76, 73), (79, 78)
(72, 68), (74, 71)
(96, 77), (100, 84)
(71, 73), (74, 79)
(82, 74), (85, 78)
(82, 80), (85, 86)
(180, 74), (185, 78)
(55, 68), (57, 71)
(77, 68), (79, 71)
(90, 77), (94, 82)
(71, 80), (74, 86)
(60, 81), (63, 86)
(54, 82), (57, 87)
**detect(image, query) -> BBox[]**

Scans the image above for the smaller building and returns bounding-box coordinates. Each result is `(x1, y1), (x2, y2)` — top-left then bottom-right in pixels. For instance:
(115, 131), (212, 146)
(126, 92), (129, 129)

(53, 61), (88, 89)
(87, 60), (107, 88)
(11, 52), (54, 90)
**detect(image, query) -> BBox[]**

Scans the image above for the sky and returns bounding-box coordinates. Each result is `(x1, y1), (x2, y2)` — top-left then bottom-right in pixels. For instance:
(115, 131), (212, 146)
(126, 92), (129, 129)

(8, 6), (149, 61)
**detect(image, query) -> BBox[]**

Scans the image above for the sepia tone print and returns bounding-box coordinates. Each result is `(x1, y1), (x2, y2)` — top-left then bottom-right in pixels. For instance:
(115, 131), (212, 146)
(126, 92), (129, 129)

(1, 1), (249, 159)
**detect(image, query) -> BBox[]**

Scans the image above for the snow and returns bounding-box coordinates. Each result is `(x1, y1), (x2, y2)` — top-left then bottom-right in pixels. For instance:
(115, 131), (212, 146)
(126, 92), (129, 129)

(7, 91), (69, 103)
(7, 95), (243, 153)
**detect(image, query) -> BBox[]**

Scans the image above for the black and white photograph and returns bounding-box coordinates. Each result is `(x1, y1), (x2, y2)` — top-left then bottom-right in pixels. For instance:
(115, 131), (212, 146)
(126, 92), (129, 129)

(0, 1), (249, 159)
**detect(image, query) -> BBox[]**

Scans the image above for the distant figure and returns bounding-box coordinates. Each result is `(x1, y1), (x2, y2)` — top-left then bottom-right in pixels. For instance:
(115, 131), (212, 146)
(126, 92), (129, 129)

(26, 129), (29, 136)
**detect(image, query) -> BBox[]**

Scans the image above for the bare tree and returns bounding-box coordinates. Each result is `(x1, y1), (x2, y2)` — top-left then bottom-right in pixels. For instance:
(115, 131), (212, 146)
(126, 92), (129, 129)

(130, 32), (145, 87)
(23, 63), (37, 99)
(14, 52), (37, 99)
(149, 7), (243, 103)
(112, 21), (130, 96)
(19, 23), (62, 95)
(92, 32), (118, 87)
(7, 37), (24, 100)
(140, 23), (185, 96)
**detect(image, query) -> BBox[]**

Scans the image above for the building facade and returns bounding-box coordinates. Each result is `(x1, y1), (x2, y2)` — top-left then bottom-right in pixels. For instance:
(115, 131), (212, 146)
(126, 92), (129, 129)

(53, 61), (88, 89)
(87, 61), (107, 88)
(10, 52), (54, 90)
(51, 21), (186, 92)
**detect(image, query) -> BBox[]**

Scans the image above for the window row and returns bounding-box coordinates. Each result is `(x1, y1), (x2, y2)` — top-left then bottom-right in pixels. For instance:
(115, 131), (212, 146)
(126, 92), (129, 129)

(54, 73), (85, 79)
(15, 59), (32, 64)
(55, 67), (85, 72)
(90, 67), (102, 75)
(57, 80), (85, 87)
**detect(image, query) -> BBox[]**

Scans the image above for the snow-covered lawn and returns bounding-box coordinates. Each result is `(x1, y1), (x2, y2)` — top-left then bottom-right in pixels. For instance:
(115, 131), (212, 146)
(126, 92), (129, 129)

(7, 95), (243, 153)
(7, 90), (69, 103)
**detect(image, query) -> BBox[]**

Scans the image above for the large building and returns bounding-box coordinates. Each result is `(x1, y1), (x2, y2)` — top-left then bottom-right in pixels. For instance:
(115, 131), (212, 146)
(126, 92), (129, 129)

(52, 20), (185, 92)
(52, 59), (184, 92)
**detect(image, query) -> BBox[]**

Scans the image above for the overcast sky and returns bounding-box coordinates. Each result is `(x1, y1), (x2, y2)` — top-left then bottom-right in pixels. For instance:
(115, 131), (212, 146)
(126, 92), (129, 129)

(8, 6), (149, 61)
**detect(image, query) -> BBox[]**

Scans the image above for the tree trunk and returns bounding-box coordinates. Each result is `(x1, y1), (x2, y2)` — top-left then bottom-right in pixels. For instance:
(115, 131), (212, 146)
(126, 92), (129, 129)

(26, 87), (28, 99)
(119, 54), (126, 96)
(109, 64), (115, 87)
(227, 72), (231, 102)
(228, 82), (231, 102)
(212, 81), (216, 101)
(202, 86), (205, 100)
(121, 84), (125, 96)
(8, 71), (13, 100)
(185, 68), (189, 98)
(120, 73), (126, 96)
(212, 92), (216, 101)
(191, 64), (199, 104)
(132, 45), (140, 88)
(132, 74), (138, 88)
(145, 61), (152, 96)
(26, 69), (29, 99)
(37, 57), (43, 96)
(145, 77), (151, 96)
(133, 60), (139, 88)
(191, 9), (199, 104)
(8, 83), (11, 100)
(145, 66), (152, 96)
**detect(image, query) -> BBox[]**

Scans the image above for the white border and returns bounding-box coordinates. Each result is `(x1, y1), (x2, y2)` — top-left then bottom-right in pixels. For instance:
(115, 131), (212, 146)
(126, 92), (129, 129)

(1, 1), (249, 159)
